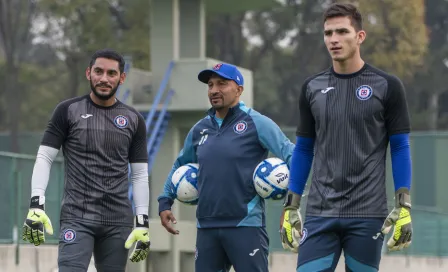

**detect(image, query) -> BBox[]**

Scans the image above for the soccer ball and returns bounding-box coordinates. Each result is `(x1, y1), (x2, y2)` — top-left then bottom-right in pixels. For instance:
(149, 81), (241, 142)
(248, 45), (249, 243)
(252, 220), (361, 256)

(253, 157), (289, 200)
(171, 163), (199, 205)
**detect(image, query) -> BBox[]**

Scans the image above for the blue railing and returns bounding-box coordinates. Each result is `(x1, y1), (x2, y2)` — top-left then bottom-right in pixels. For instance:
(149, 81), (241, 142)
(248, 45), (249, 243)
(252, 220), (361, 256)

(147, 89), (175, 172)
(145, 61), (175, 131)
(127, 61), (176, 215)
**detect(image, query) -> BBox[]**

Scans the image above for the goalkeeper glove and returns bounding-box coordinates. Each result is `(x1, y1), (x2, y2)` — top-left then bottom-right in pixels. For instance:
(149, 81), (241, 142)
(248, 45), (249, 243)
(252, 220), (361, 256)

(381, 188), (412, 251)
(125, 214), (150, 262)
(22, 196), (54, 246)
(280, 191), (303, 253)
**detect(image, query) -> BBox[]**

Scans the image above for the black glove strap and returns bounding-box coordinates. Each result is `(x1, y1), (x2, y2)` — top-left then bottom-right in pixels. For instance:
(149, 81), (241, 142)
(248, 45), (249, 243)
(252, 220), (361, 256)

(135, 214), (149, 228)
(30, 196), (45, 210)
(395, 188), (412, 209)
(283, 191), (301, 209)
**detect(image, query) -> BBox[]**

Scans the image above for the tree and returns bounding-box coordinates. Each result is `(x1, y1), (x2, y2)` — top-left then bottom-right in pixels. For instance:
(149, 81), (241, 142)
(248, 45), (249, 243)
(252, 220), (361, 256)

(406, 0), (448, 130)
(207, 0), (428, 127)
(37, 0), (150, 99)
(0, 0), (37, 152)
(355, 0), (428, 80)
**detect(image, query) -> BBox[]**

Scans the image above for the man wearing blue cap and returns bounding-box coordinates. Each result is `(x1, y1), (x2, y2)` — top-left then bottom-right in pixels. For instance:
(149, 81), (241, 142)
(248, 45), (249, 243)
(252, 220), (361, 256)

(158, 63), (295, 272)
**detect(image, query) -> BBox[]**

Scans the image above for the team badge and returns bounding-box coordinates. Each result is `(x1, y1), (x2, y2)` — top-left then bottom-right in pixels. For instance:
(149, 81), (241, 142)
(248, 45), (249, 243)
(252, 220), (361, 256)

(62, 229), (76, 243)
(114, 115), (128, 129)
(213, 63), (223, 70)
(233, 121), (248, 134)
(355, 85), (373, 100)
(300, 228), (308, 245)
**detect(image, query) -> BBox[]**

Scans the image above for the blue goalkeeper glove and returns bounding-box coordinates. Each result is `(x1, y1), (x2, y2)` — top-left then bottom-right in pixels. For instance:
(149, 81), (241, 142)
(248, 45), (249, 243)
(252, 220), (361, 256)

(125, 214), (150, 262)
(22, 196), (54, 246)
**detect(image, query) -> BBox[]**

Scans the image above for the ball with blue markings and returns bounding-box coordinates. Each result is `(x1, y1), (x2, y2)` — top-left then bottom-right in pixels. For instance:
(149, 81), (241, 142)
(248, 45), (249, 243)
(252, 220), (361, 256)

(253, 157), (289, 200)
(171, 163), (199, 205)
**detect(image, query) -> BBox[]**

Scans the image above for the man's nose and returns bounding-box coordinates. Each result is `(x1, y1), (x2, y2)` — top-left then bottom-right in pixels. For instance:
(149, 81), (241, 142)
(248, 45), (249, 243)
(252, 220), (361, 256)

(209, 86), (219, 94)
(329, 34), (339, 45)
(99, 73), (108, 82)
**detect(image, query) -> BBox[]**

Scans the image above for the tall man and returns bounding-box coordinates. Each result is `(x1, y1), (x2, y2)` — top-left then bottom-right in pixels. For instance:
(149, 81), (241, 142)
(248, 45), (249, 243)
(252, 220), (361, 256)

(280, 3), (413, 272)
(158, 63), (295, 272)
(22, 49), (151, 271)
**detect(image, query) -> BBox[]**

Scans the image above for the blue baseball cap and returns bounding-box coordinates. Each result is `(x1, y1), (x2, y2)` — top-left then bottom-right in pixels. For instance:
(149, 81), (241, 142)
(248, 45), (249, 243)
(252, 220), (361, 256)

(198, 63), (244, 86)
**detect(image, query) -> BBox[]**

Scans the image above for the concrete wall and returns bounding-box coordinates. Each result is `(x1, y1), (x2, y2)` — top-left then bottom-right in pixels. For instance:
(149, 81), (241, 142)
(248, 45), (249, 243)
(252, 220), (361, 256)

(2, 245), (447, 272)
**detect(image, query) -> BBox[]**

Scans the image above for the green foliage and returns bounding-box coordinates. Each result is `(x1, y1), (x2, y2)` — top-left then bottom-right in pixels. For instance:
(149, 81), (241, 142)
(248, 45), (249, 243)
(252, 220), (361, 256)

(356, 0), (428, 80)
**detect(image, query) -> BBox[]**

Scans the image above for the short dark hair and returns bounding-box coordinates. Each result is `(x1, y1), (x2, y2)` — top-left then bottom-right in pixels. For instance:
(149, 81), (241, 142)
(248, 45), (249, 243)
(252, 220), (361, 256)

(89, 49), (125, 73)
(323, 3), (363, 31)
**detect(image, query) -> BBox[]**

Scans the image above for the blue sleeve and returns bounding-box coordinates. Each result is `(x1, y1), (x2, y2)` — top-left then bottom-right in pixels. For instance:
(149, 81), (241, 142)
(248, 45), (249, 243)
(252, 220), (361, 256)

(251, 112), (295, 166)
(157, 127), (197, 213)
(288, 136), (314, 195)
(389, 133), (412, 191)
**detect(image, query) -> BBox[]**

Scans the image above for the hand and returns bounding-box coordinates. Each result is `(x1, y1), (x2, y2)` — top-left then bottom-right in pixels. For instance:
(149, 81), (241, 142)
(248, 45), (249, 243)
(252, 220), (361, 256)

(22, 196), (53, 246)
(381, 189), (412, 251)
(280, 191), (303, 253)
(160, 210), (179, 235)
(280, 208), (303, 253)
(125, 215), (150, 262)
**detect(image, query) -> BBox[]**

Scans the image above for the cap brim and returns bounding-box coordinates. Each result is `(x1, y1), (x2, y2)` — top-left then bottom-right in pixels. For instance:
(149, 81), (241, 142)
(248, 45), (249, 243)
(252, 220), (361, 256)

(197, 69), (233, 84)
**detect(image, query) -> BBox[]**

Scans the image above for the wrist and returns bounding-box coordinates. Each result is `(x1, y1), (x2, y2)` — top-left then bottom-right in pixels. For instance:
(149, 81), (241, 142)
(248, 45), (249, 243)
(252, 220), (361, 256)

(395, 188), (411, 209)
(135, 214), (149, 228)
(158, 197), (173, 215)
(283, 191), (301, 209)
(30, 196), (45, 210)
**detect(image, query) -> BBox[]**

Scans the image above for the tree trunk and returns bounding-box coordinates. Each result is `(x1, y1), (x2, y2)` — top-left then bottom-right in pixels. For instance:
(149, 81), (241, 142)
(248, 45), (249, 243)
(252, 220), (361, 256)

(5, 60), (20, 152)
(66, 54), (81, 98)
(427, 92), (439, 130)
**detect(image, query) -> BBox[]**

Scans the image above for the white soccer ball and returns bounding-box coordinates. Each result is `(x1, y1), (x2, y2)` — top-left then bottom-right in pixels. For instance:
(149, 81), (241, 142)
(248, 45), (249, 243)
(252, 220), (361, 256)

(253, 157), (289, 200)
(171, 163), (199, 205)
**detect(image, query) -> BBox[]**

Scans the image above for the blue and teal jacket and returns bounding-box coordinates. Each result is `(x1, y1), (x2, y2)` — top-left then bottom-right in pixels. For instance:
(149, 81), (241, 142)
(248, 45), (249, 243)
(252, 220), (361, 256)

(158, 102), (295, 228)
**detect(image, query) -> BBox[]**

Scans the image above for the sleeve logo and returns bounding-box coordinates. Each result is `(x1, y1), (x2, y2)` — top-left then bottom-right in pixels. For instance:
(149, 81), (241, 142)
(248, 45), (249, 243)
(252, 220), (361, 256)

(233, 121), (248, 134)
(355, 85), (373, 100)
(114, 115), (129, 128)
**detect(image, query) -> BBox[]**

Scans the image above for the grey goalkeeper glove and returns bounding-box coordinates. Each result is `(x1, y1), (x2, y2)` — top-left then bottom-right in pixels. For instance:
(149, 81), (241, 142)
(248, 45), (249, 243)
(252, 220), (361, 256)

(280, 191), (303, 253)
(381, 188), (412, 251)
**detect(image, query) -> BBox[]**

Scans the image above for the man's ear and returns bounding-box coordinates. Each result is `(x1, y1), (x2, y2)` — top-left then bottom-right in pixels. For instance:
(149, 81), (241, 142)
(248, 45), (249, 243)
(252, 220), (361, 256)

(85, 67), (91, 80)
(119, 72), (127, 84)
(357, 30), (366, 45)
(237, 86), (244, 97)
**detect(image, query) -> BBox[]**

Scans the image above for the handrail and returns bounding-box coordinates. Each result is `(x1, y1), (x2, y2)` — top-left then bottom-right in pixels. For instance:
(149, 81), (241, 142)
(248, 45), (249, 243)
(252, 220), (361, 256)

(145, 61), (175, 131)
(147, 90), (175, 173)
(146, 89), (175, 156)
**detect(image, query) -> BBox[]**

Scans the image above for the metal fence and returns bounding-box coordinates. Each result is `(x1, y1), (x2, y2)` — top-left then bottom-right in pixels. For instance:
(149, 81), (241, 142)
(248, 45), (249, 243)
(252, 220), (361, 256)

(1, 131), (448, 258)
(0, 151), (64, 245)
(265, 199), (448, 257)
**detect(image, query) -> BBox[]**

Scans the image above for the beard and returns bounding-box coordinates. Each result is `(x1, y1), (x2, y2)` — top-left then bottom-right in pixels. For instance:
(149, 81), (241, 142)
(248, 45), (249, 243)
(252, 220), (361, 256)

(90, 80), (119, 101)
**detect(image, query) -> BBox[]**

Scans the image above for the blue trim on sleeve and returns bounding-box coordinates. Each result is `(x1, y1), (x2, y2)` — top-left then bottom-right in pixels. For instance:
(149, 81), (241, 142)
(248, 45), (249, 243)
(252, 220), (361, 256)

(389, 133), (412, 191)
(288, 136), (314, 195)
(157, 126), (198, 211)
(250, 110), (295, 166)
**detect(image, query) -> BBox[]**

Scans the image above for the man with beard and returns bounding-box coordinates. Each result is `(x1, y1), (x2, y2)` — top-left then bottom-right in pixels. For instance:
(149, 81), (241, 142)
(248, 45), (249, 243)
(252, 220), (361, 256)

(280, 3), (413, 272)
(22, 49), (151, 271)
(158, 63), (295, 272)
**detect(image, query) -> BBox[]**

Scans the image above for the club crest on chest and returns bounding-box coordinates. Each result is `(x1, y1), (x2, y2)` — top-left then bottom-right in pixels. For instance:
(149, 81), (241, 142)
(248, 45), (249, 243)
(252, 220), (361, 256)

(355, 85), (373, 100)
